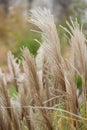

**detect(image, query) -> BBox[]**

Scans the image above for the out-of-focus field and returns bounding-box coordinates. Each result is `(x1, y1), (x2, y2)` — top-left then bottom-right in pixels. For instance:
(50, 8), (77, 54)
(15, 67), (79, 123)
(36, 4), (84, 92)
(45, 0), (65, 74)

(0, 2), (83, 70)
(0, 7), (41, 70)
(0, 0), (87, 71)
(0, 7), (71, 71)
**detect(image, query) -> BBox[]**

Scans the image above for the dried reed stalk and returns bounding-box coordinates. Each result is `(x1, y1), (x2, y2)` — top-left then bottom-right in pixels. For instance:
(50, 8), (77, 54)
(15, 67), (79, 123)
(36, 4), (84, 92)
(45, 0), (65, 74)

(0, 69), (13, 130)
(7, 51), (23, 92)
(63, 19), (87, 116)
(36, 45), (50, 106)
(19, 79), (36, 130)
(22, 47), (53, 130)
(30, 8), (66, 106)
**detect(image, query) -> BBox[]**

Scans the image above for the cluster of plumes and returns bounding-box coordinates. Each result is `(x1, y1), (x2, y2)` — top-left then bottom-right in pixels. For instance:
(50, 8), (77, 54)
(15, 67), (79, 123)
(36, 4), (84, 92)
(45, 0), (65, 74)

(0, 8), (87, 130)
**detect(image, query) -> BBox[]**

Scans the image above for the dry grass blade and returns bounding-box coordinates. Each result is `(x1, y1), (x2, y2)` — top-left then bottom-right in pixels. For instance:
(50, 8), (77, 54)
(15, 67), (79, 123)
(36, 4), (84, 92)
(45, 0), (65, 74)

(30, 8), (61, 62)
(23, 47), (53, 130)
(0, 70), (14, 130)
(65, 19), (87, 105)
(19, 80), (36, 130)
(68, 20), (87, 78)
(30, 8), (65, 105)
(0, 69), (12, 119)
(49, 52), (79, 128)
(7, 51), (23, 92)
(23, 47), (40, 93)
(11, 100), (22, 130)
(61, 60), (79, 126)
(0, 97), (12, 130)
(36, 45), (50, 106)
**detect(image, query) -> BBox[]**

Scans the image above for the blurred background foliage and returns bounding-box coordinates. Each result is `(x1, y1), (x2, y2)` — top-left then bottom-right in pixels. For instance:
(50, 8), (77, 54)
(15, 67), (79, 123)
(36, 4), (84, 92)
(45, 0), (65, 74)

(0, 0), (87, 70)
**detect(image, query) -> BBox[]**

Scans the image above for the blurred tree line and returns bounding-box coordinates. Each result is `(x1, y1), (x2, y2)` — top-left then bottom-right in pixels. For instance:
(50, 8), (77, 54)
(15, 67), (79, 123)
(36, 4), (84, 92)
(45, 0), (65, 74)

(0, 0), (86, 20)
(0, 0), (8, 15)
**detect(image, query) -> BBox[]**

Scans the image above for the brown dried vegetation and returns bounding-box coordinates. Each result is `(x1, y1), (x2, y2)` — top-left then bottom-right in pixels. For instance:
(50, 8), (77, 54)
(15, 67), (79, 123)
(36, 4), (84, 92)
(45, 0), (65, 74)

(0, 8), (87, 130)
